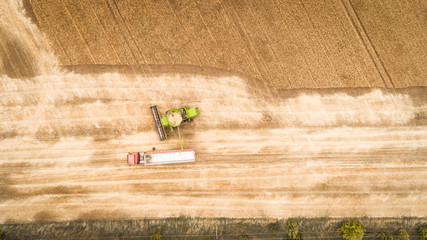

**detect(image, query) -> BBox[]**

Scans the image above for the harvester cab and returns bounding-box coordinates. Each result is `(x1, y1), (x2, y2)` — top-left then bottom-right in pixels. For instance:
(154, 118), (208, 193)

(150, 105), (200, 150)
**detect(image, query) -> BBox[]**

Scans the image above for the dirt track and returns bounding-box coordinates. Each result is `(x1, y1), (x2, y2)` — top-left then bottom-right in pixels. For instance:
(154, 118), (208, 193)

(0, 0), (426, 223)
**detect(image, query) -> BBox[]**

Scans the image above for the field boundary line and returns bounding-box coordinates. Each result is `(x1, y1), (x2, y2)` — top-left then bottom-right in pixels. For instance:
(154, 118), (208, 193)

(88, 3), (122, 64)
(34, 4), (72, 65)
(103, 0), (145, 74)
(272, 0), (316, 88)
(164, 0), (203, 65)
(61, 2), (97, 64)
(299, 0), (337, 88)
(339, 0), (395, 89)
(111, 0), (152, 74)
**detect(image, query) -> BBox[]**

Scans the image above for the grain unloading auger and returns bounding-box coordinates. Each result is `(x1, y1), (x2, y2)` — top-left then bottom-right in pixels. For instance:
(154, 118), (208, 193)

(127, 105), (200, 166)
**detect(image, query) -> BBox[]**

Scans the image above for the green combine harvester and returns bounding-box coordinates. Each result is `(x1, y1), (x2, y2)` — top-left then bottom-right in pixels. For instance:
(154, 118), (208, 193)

(150, 105), (200, 150)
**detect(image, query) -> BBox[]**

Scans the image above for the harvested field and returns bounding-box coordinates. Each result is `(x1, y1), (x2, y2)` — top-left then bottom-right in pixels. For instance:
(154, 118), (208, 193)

(0, 0), (426, 224)
(1, 70), (426, 222)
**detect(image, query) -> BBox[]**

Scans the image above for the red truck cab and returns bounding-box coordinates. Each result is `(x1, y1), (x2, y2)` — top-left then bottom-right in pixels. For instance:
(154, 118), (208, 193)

(127, 152), (140, 165)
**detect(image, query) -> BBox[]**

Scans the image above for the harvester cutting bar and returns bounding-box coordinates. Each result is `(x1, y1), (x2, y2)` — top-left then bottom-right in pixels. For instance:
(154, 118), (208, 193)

(150, 105), (167, 141)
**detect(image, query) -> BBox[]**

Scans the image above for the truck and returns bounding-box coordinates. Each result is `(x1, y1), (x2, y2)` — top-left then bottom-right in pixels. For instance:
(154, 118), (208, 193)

(127, 149), (196, 165)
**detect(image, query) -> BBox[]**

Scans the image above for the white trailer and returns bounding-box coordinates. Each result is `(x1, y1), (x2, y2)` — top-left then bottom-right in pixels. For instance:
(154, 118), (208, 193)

(127, 149), (195, 165)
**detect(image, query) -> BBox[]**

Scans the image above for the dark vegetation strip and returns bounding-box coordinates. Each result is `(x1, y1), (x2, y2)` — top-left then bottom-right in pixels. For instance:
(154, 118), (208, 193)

(0, 217), (426, 240)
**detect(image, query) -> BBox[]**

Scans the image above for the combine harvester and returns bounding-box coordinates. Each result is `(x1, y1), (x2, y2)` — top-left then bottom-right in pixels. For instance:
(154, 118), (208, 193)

(127, 105), (200, 165)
